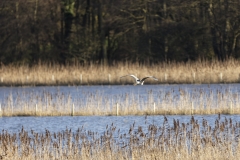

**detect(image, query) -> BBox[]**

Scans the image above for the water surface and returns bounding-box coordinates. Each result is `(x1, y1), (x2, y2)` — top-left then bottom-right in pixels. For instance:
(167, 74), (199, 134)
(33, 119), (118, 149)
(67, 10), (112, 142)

(1, 84), (240, 134)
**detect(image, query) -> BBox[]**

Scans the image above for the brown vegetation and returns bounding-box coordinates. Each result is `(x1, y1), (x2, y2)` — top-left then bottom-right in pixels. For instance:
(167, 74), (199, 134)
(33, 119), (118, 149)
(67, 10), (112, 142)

(0, 116), (239, 159)
(0, 59), (240, 86)
(0, 83), (239, 116)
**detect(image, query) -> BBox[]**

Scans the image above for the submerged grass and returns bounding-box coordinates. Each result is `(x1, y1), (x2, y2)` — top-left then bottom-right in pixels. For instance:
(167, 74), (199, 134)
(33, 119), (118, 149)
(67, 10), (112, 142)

(0, 116), (240, 159)
(1, 58), (240, 86)
(0, 87), (240, 116)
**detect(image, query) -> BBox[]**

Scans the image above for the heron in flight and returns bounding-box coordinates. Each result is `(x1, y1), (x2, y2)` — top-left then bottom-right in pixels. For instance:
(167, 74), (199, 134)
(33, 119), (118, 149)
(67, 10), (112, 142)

(120, 74), (158, 85)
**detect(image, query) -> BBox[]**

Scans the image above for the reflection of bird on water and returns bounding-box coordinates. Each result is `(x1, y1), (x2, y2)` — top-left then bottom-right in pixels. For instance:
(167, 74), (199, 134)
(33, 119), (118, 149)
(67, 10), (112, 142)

(120, 74), (158, 85)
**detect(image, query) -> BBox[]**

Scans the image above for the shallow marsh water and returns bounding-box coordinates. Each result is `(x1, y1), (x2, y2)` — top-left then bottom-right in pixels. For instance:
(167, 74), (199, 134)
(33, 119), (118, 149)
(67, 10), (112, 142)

(1, 114), (240, 134)
(0, 83), (240, 134)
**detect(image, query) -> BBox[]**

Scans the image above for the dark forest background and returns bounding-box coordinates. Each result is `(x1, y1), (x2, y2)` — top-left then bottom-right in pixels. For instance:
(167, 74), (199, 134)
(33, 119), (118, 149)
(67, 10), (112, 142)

(1, 0), (240, 65)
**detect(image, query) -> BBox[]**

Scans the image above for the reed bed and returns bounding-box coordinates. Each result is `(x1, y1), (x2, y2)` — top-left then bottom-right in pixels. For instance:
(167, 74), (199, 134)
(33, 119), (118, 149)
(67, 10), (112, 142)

(1, 59), (240, 86)
(1, 87), (240, 116)
(0, 116), (240, 159)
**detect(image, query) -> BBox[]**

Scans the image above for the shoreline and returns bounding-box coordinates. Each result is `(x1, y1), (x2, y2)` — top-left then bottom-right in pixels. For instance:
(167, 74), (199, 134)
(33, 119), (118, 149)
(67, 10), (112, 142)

(0, 59), (240, 86)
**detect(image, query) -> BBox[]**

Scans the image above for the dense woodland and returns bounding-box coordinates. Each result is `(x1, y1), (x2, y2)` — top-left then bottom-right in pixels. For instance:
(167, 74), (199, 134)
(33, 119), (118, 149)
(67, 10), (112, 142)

(1, 0), (240, 65)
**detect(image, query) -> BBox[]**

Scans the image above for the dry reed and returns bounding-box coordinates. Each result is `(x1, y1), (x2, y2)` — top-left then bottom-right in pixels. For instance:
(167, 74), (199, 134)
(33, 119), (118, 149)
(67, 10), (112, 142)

(0, 87), (240, 116)
(1, 58), (240, 86)
(0, 116), (240, 159)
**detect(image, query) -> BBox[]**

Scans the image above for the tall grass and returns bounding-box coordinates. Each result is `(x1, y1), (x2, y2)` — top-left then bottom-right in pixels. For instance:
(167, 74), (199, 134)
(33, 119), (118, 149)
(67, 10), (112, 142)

(1, 87), (240, 116)
(0, 116), (240, 159)
(1, 58), (240, 86)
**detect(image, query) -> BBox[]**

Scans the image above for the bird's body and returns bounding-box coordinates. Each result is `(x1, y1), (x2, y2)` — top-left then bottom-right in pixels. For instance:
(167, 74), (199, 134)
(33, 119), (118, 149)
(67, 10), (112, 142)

(120, 75), (158, 85)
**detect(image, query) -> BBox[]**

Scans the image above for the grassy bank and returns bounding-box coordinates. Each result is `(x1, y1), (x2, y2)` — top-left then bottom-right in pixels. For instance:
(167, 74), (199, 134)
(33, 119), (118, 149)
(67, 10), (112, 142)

(0, 87), (239, 116)
(1, 59), (240, 86)
(0, 116), (239, 159)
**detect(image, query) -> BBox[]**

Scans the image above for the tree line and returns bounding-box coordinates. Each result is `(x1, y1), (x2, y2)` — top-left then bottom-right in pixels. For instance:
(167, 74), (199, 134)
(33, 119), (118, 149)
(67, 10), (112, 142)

(1, 0), (240, 65)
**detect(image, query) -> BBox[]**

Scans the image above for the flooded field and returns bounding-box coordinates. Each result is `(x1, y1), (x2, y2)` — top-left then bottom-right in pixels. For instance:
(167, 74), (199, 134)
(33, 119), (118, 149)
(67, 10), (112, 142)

(0, 84), (240, 116)
(1, 114), (240, 159)
(1, 84), (240, 159)
(0, 83), (240, 133)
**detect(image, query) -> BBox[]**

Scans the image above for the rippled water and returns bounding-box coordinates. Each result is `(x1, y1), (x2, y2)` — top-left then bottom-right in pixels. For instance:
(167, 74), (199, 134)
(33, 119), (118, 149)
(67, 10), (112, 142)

(1, 83), (240, 102)
(0, 83), (240, 134)
(1, 114), (240, 135)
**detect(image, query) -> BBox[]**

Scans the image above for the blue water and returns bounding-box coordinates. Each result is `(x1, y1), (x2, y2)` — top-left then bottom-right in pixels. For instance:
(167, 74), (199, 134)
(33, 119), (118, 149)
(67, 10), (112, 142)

(0, 83), (240, 107)
(0, 84), (240, 134)
(0, 83), (239, 100)
(0, 114), (239, 135)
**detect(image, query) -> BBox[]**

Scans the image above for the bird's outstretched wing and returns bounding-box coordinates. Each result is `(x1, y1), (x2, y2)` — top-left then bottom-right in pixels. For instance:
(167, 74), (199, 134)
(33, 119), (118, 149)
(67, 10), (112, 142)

(120, 74), (139, 81)
(141, 76), (158, 82)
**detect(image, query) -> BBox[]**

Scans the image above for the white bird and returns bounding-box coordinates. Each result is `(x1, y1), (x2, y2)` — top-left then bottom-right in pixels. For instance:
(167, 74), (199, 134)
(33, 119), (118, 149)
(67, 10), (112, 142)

(120, 74), (158, 85)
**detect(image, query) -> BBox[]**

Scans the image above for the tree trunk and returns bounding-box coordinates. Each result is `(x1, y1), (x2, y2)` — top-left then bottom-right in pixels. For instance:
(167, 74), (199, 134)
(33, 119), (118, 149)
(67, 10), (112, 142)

(98, 0), (108, 66)
(62, 0), (75, 63)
